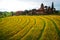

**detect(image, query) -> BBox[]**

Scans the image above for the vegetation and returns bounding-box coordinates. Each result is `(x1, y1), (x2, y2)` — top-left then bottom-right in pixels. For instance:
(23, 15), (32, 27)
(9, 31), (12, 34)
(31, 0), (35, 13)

(0, 15), (60, 40)
(0, 11), (16, 18)
(0, 11), (60, 18)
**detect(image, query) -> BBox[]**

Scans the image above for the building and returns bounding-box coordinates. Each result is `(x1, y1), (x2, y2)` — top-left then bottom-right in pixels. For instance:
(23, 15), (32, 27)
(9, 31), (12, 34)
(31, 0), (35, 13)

(31, 2), (56, 15)
(16, 11), (23, 15)
(16, 2), (56, 15)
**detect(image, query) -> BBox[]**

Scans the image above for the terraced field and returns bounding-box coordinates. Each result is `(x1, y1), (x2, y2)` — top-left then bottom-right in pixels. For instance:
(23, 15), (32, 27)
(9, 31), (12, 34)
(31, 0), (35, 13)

(0, 15), (60, 40)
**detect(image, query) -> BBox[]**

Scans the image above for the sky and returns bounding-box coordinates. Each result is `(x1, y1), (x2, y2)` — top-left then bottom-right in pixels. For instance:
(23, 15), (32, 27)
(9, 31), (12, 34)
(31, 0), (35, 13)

(0, 0), (60, 11)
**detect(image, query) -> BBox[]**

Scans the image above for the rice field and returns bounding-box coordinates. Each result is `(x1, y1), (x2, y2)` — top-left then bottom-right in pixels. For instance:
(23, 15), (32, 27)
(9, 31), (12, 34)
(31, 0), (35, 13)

(0, 15), (60, 40)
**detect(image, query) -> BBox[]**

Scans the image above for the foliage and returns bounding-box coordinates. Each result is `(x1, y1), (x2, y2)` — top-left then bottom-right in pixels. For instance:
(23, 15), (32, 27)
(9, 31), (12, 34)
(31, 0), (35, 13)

(0, 11), (15, 18)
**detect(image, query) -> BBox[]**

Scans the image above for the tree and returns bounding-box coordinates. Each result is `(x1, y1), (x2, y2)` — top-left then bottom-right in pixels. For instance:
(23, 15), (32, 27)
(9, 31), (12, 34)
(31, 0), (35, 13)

(23, 10), (29, 15)
(0, 12), (3, 15)
(32, 9), (37, 15)
(0, 12), (3, 18)
(11, 11), (14, 16)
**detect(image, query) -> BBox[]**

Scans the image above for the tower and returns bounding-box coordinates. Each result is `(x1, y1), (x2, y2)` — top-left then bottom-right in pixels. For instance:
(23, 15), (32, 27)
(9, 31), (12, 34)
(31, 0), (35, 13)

(51, 2), (55, 13)
(41, 3), (44, 9)
(39, 3), (44, 13)
(52, 2), (54, 9)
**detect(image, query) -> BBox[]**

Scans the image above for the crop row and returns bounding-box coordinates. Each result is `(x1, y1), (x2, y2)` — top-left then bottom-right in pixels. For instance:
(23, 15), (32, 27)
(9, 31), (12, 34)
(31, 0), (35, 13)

(0, 16), (60, 40)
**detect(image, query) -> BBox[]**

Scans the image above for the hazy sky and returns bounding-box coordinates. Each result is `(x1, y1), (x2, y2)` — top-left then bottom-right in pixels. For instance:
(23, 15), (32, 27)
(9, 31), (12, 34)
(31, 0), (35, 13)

(0, 0), (60, 11)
